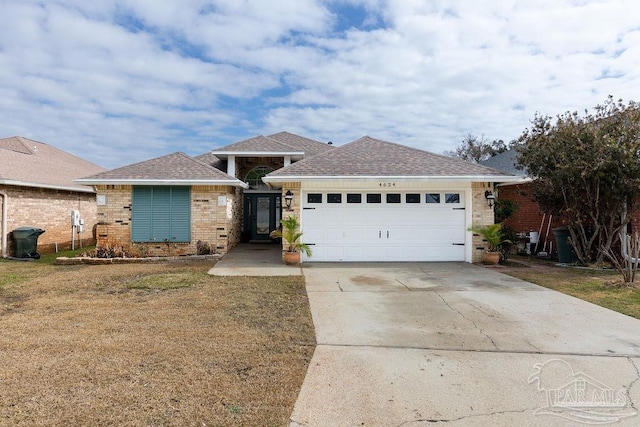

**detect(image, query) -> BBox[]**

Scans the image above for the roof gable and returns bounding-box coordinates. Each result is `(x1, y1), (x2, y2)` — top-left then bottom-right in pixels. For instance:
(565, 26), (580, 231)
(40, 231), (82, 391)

(212, 135), (298, 154)
(0, 136), (106, 192)
(267, 131), (334, 158)
(265, 136), (516, 179)
(212, 132), (333, 158)
(77, 152), (245, 187)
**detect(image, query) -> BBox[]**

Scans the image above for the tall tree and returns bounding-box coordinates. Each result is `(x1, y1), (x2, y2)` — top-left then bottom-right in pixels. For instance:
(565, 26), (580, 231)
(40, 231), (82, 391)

(516, 96), (640, 265)
(446, 134), (507, 163)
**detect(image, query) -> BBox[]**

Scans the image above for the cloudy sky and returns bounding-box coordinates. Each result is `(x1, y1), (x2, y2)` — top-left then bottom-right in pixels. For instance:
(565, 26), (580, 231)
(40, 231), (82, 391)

(1, 0), (638, 168)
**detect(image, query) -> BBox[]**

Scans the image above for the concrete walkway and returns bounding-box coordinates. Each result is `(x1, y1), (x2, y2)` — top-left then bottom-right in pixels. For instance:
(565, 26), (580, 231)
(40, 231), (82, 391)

(208, 243), (301, 276)
(290, 262), (640, 426)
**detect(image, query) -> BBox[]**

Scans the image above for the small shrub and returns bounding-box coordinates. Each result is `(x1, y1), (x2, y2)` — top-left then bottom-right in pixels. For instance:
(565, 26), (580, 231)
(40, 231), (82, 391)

(80, 240), (148, 259)
(196, 240), (212, 255)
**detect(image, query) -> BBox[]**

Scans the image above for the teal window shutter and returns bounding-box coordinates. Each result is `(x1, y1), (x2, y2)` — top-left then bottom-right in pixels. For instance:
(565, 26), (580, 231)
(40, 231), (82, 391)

(170, 186), (191, 242)
(132, 187), (153, 242)
(151, 187), (171, 241)
(132, 186), (191, 243)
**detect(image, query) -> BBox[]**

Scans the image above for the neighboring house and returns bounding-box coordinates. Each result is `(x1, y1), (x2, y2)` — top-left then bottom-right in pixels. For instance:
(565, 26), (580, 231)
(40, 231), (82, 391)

(0, 136), (106, 257)
(77, 132), (519, 263)
(481, 149), (565, 252)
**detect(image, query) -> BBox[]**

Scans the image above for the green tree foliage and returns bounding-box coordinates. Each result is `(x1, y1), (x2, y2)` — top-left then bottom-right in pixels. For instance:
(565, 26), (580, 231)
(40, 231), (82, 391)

(446, 134), (508, 163)
(494, 198), (519, 224)
(515, 96), (640, 265)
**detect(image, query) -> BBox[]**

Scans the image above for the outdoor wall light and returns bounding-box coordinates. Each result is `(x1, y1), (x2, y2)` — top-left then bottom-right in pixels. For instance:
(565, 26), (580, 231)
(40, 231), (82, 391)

(284, 190), (293, 210)
(485, 190), (495, 209)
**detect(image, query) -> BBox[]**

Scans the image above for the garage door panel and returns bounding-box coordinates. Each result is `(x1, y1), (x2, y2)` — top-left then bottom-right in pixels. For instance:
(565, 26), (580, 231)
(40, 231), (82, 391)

(302, 191), (467, 262)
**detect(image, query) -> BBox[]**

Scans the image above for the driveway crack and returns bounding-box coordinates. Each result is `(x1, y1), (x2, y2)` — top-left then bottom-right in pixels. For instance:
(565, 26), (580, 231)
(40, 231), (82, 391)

(336, 281), (344, 292)
(394, 407), (536, 425)
(434, 291), (499, 350)
(396, 279), (412, 291)
(626, 357), (640, 411)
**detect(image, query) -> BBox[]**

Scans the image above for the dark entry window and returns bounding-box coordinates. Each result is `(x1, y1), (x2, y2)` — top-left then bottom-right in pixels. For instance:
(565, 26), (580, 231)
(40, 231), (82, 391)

(386, 193), (401, 203)
(347, 193), (362, 203)
(307, 193), (322, 203)
(327, 193), (342, 203)
(406, 193), (420, 203)
(366, 193), (382, 203)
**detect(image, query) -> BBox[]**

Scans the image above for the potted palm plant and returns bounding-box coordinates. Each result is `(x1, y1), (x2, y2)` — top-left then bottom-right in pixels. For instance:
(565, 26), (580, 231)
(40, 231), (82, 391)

(271, 216), (312, 265)
(468, 223), (511, 265)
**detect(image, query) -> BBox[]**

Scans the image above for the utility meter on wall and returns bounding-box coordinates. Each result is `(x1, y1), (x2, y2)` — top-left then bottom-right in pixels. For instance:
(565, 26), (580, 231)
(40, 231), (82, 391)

(71, 210), (80, 226)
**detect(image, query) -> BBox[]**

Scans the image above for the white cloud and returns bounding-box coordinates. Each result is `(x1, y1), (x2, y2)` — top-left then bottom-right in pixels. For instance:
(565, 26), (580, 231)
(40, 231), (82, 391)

(0, 0), (639, 168)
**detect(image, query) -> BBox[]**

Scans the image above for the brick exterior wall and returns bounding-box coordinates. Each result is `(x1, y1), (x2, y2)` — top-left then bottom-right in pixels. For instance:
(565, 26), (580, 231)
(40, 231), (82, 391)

(0, 184), (97, 256)
(94, 184), (240, 257)
(471, 182), (497, 263)
(95, 185), (132, 245)
(280, 182), (301, 254)
(497, 183), (566, 256)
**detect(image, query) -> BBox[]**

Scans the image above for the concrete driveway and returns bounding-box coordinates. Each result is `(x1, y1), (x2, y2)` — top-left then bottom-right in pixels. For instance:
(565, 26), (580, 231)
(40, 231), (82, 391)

(290, 263), (640, 426)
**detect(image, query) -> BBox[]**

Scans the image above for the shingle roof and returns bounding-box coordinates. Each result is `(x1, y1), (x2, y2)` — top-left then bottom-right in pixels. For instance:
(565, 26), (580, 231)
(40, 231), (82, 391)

(480, 149), (527, 177)
(0, 136), (106, 192)
(213, 135), (298, 153)
(212, 132), (333, 158)
(77, 152), (246, 187)
(265, 136), (518, 179)
(267, 131), (334, 158)
(193, 152), (225, 170)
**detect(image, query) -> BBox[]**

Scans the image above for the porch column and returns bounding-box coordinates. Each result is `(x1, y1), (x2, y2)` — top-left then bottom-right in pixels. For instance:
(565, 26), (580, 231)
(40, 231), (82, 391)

(227, 155), (236, 178)
(284, 155), (291, 167)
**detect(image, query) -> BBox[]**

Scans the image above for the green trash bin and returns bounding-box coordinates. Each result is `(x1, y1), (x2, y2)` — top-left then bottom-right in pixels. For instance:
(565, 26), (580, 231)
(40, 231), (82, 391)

(12, 227), (46, 259)
(553, 227), (577, 263)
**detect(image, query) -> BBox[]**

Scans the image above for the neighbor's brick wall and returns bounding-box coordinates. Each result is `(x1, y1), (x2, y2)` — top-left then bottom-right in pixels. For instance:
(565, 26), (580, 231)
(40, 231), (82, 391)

(631, 211), (640, 234)
(95, 185), (238, 256)
(498, 183), (565, 252)
(471, 182), (496, 263)
(0, 184), (97, 256)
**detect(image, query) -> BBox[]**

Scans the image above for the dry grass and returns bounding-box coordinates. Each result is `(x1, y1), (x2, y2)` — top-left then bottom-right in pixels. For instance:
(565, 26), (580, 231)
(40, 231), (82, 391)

(501, 256), (640, 320)
(0, 259), (315, 426)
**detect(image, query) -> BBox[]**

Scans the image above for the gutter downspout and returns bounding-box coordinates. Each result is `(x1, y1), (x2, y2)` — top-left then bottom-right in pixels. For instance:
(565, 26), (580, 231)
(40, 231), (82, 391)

(0, 190), (7, 258)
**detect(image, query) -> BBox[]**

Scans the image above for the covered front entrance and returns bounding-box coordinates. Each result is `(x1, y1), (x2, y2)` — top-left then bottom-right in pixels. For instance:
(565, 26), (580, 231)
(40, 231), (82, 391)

(242, 192), (282, 242)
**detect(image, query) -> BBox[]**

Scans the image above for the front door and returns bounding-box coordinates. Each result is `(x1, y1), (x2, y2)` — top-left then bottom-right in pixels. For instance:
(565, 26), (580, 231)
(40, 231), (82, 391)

(243, 193), (281, 242)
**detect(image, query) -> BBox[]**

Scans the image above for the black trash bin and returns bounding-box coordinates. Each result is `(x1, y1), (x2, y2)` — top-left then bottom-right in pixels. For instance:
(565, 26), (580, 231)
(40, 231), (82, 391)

(553, 226), (577, 263)
(12, 227), (46, 259)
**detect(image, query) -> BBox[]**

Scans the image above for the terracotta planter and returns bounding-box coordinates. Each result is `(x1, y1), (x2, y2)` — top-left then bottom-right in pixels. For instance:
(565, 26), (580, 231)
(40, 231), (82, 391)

(481, 251), (501, 265)
(283, 251), (301, 265)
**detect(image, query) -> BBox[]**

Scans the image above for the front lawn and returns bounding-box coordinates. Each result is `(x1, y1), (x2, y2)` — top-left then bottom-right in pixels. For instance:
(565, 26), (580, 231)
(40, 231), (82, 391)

(0, 258), (315, 426)
(501, 257), (640, 319)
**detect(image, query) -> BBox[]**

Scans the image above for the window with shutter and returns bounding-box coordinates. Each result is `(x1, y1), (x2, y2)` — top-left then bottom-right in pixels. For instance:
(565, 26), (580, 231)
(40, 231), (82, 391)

(132, 186), (191, 243)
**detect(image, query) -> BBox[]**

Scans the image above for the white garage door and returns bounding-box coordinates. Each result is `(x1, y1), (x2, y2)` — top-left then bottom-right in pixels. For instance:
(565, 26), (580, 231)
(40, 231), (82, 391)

(301, 191), (466, 262)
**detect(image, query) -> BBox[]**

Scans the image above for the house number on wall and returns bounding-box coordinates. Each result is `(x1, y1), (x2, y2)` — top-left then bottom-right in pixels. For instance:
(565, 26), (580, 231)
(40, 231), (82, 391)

(379, 182), (396, 187)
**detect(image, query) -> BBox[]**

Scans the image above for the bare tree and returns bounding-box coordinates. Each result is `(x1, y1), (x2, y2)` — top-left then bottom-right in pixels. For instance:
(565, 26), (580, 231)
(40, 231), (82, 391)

(445, 134), (508, 163)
